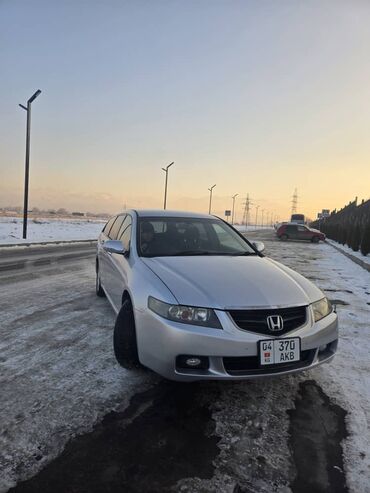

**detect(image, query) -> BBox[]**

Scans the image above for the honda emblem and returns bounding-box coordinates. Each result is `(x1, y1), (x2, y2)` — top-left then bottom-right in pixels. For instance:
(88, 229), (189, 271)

(267, 315), (284, 332)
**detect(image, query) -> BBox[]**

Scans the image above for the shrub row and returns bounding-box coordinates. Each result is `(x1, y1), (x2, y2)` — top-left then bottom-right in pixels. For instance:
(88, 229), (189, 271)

(311, 198), (370, 257)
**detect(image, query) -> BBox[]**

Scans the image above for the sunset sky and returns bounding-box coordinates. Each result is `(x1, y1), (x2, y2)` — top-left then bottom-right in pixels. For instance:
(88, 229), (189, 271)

(1, 0), (370, 222)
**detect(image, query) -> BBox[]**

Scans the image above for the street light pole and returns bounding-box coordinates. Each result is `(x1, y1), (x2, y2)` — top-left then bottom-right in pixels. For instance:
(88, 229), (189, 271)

(231, 194), (238, 225)
(255, 205), (260, 228)
(261, 209), (265, 228)
(162, 161), (174, 210)
(19, 89), (41, 239)
(208, 184), (216, 214)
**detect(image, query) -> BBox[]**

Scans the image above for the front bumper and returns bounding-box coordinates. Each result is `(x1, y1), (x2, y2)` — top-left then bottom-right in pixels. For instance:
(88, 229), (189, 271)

(135, 307), (338, 381)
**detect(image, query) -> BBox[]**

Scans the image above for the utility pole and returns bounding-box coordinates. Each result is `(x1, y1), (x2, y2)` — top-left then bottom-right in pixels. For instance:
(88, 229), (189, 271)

(19, 89), (42, 239)
(162, 161), (174, 210)
(208, 184), (216, 214)
(255, 205), (260, 227)
(261, 209), (265, 228)
(231, 194), (238, 225)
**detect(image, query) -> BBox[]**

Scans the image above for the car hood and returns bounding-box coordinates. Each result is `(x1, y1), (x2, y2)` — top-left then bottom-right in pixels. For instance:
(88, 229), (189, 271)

(310, 228), (323, 234)
(142, 255), (323, 309)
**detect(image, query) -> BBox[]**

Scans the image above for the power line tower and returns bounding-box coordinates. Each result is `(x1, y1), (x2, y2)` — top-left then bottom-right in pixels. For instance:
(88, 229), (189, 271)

(241, 194), (252, 226)
(291, 188), (298, 215)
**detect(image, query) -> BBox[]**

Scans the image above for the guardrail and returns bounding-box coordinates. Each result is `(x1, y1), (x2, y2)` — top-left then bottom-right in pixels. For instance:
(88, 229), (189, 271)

(0, 239), (97, 249)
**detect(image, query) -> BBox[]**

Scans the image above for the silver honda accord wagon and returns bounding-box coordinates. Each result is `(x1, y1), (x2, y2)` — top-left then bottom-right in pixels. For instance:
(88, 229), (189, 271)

(96, 210), (338, 381)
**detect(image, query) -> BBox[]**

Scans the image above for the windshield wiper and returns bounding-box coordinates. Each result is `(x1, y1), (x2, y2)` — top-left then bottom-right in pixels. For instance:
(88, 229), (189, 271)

(171, 250), (257, 256)
(172, 250), (218, 256)
(230, 251), (257, 256)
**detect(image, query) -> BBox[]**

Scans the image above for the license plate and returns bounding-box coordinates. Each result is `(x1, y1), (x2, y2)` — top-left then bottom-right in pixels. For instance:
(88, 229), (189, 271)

(259, 337), (300, 366)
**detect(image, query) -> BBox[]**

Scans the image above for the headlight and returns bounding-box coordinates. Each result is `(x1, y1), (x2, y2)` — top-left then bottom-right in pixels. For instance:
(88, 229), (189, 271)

(312, 297), (332, 322)
(148, 296), (222, 329)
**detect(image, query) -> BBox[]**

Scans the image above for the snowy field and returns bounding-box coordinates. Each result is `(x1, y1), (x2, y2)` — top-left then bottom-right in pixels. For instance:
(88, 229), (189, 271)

(0, 217), (105, 244)
(0, 232), (369, 492)
(234, 224), (273, 233)
(0, 217), (265, 245)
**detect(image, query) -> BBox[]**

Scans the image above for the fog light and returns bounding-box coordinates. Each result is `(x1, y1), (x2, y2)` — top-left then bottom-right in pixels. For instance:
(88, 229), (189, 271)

(176, 355), (209, 370)
(319, 344), (327, 353)
(185, 357), (202, 367)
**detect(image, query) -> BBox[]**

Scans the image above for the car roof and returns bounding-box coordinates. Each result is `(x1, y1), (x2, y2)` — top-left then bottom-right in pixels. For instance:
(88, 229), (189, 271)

(281, 222), (308, 226)
(131, 209), (214, 219)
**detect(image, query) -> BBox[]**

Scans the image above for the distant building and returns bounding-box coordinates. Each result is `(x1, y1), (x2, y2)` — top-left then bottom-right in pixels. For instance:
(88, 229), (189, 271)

(72, 212), (85, 217)
(317, 209), (330, 219)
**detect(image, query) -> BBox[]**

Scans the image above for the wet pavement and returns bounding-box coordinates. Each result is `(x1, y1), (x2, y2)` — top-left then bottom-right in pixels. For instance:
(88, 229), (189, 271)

(9, 382), (220, 493)
(288, 381), (348, 493)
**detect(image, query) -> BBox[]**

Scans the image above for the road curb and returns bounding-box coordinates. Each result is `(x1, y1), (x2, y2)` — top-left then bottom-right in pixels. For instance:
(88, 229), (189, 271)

(327, 241), (370, 273)
(0, 239), (97, 249)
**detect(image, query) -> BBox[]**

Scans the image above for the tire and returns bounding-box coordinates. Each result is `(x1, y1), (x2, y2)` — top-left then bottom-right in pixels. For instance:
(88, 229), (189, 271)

(280, 234), (288, 241)
(95, 263), (106, 297)
(311, 236), (320, 243)
(113, 298), (141, 369)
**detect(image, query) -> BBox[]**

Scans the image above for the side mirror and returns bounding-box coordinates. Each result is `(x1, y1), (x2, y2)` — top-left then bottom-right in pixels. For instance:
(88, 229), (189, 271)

(252, 241), (265, 253)
(103, 240), (126, 255)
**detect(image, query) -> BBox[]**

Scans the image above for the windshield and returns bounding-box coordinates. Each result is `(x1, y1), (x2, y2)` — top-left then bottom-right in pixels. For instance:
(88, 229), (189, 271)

(137, 217), (256, 257)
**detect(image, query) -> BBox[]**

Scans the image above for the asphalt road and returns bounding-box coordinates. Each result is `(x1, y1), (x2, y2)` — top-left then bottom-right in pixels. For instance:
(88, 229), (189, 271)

(0, 242), (96, 279)
(1, 231), (368, 493)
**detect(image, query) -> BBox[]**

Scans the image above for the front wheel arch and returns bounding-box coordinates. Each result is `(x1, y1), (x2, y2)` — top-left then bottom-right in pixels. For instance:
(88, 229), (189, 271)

(121, 290), (132, 306)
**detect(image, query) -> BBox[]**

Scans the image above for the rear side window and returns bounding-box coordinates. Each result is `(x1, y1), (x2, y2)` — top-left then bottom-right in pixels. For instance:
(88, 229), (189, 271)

(109, 215), (126, 240)
(286, 225), (297, 233)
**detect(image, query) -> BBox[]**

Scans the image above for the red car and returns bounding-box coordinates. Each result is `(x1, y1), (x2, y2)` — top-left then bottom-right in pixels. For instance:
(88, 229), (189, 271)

(277, 223), (325, 243)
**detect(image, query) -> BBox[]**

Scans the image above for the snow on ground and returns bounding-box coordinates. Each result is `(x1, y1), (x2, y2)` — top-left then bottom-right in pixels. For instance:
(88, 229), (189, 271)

(261, 236), (370, 493)
(326, 239), (370, 268)
(0, 217), (105, 244)
(234, 225), (273, 233)
(0, 258), (156, 492)
(312, 253), (370, 493)
(0, 232), (369, 492)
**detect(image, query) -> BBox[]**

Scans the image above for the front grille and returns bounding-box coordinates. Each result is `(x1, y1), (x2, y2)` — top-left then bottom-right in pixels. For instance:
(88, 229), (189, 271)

(229, 306), (307, 336)
(223, 349), (315, 376)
